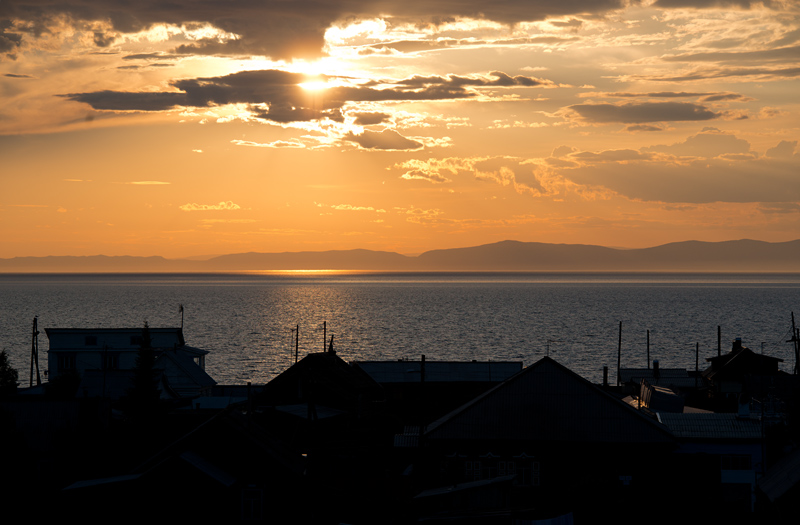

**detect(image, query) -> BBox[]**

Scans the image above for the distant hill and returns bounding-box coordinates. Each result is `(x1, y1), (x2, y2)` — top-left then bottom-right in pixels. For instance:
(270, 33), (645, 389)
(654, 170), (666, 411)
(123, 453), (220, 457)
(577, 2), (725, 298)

(1, 239), (798, 273)
(414, 239), (800, 272)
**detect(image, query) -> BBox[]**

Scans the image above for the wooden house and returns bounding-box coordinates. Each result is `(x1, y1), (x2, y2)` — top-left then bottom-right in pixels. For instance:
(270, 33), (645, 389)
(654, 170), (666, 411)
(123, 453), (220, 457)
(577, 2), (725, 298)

(419, 356), (677, 520)
(703, 338), (784, 411)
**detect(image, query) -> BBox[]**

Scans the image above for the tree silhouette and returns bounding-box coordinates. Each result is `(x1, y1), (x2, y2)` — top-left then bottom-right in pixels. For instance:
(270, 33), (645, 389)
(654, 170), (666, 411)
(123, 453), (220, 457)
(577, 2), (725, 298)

(0, 350), (19, 397)
(124, 322), (160, 418)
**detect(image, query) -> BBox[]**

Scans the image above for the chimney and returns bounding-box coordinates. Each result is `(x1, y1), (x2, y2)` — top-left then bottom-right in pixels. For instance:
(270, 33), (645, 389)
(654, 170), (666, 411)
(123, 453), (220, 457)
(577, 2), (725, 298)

(733, 337), (743, 352)
(653, 359), (660, 382)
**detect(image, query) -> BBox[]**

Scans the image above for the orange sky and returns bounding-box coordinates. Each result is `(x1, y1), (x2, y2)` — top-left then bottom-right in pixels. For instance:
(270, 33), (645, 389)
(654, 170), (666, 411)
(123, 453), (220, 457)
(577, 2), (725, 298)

(1, 1), (798, 258)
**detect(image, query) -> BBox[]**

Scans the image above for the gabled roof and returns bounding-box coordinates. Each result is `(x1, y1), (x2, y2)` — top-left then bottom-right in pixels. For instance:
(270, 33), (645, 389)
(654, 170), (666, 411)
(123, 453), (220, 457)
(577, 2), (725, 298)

(703, 346), (782, 381)
(425, 356), (674, 444)
(260, 352), (384, 409)
(353, 360), (522, 383)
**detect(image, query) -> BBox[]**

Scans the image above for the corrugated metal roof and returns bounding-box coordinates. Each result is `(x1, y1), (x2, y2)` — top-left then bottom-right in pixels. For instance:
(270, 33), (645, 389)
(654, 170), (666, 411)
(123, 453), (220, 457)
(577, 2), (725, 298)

(353, 361), (522, 383)
(657, 412), (762, 440)
(425, 357), (674, 444)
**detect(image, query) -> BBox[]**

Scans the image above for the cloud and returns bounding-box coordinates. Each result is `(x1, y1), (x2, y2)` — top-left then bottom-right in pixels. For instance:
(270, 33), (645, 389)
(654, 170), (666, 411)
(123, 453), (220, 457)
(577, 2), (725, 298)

(351, 112), (391, 125)
(3, 1), (637, 62)
(344, 129), (423, 150)
(329, 204), (386, 212)
(63, 69), (550, 122)
(643, 131), (751, 157)
(562, 157), (800, 204)
(63, 91), (187, 111)
(545, 131), (800, 204)
(758, 202), (800, 215)
(629, 66), (800, 83)
(199, 219), (257, 224)
(231, 139), (306, 148)
(625, 124), (664, 132)
(1, 21), (22, 59)
(662, 45), (800, 65)
(122, 53), (183, 61)
(127, 181), (171, 185)
(4, 73), (34, 78)
(179, 201), (241, 211)
(568, 102), (720, 123)
(400, 170), (453, 183)
(570, 149), (654, 162)
(766, 140), (797, 159)
(395, 157), (485, 183)
(394, 71), (552, 90)
(653, 0), (779, 7)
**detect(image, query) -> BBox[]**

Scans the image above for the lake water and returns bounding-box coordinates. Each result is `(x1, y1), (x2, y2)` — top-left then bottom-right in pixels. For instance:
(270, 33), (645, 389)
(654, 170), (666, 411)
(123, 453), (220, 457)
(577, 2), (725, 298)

(1, 272), (799, 385)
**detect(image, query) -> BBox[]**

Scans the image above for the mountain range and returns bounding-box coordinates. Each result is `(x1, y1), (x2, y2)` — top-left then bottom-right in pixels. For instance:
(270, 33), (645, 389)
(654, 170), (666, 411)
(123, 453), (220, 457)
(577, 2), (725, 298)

(1, 239), (798, 273)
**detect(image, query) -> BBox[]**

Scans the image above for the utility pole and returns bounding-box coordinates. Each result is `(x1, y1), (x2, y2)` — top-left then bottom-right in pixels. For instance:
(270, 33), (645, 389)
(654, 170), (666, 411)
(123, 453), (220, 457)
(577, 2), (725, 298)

(292, 324), (299, 363)
(791, 313), (799, 375)
(695, 342), (699, 389)
(29, 316), (41, 387)
(617, 321), (622, 386)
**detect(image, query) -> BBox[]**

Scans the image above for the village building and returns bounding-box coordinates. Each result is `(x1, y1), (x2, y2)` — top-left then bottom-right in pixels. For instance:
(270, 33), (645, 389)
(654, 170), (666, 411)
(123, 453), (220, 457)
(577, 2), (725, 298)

(417, 356), (677, 521)
(45, 327), (215, 399)
(656, 412), (764, 513)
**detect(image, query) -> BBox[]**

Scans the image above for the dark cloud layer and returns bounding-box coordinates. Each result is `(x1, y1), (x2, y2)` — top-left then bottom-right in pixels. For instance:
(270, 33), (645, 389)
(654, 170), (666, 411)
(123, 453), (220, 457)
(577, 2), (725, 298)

(62, 90), (187, 111)
(2, 1), (633, 60)
(352, 112), (391, 125)
(643, 131), (751, 157)
(62, 69), (547, 122)
(564, 157), (799, 204)
(569, 102), (719, 123)
(663, 45), (800, 64)
(653, 0), (775, 7)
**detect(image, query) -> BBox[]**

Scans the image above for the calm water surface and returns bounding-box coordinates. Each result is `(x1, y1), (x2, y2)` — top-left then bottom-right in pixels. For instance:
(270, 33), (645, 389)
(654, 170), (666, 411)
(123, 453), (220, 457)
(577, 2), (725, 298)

(1, 272), (799, 385)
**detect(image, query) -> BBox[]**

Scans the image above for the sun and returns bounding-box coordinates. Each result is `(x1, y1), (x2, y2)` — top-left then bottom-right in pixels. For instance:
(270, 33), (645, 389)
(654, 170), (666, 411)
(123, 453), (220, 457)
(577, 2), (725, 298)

(299, 79), (329, 92)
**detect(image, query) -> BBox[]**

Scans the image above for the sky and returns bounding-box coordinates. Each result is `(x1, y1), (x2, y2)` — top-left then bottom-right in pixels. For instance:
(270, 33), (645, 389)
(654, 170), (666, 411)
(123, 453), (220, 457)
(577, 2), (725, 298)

(1, 0), (798, 258)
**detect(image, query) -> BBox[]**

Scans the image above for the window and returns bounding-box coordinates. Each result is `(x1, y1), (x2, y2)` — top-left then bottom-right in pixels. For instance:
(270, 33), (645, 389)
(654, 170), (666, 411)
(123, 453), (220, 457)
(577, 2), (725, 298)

(499, 460), (516, 477)
(57, 353), (76, 371)
(518, 461), (541, 486)
(465, 460), (483, 481)
(102, 352), (119, 370)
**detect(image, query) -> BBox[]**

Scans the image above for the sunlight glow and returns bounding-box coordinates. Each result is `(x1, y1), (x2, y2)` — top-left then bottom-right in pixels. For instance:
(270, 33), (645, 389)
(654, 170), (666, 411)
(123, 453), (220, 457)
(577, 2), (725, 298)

(325, 19), (389, 45)
(299, 80), (329, 91)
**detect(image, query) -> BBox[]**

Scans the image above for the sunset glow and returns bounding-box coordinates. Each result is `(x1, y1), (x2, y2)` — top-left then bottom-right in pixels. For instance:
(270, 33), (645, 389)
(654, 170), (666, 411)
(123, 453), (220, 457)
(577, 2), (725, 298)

(1, 1), (798, 259)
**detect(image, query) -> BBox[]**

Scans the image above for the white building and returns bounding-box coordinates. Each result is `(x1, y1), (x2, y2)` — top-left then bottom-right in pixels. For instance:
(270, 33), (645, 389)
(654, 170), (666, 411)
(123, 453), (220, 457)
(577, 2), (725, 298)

(46, 327), (215, 399)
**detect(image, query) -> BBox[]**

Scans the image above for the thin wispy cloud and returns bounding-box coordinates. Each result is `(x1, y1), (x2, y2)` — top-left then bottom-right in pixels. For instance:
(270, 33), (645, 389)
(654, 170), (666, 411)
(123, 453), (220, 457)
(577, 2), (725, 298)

(180, 201), (242, 211)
